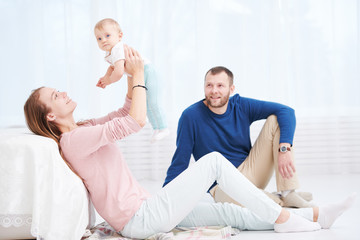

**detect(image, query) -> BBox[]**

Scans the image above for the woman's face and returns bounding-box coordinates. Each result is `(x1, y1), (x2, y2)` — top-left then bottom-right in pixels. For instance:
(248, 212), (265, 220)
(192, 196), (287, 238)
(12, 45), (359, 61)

(38, 87), (77, 121)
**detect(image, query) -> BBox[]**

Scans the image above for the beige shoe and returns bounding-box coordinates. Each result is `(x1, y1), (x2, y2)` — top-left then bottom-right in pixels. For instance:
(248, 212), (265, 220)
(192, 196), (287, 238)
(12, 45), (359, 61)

(297, 191), (313, 202)
(262, 190), (284, 206)
(274, 191), (313, 201)
(282, 191), (314, 208)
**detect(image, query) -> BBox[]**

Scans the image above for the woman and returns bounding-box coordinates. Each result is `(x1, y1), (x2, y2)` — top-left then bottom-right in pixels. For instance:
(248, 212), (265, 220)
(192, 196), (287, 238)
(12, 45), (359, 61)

(24, 46), (354, 239)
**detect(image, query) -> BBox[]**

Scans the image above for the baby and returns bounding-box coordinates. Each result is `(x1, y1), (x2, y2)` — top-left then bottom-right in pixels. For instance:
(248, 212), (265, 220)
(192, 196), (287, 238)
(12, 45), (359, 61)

(94, 18), (169, 142)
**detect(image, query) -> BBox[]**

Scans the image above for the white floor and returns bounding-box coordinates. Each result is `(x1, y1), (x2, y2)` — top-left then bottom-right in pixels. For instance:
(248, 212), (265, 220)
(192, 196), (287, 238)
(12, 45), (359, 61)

(138, 173), (360, 240)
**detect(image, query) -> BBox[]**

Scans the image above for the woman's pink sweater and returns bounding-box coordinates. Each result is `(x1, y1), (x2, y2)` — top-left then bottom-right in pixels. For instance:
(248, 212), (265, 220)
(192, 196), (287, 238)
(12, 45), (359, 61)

(60, 97), (150, 231)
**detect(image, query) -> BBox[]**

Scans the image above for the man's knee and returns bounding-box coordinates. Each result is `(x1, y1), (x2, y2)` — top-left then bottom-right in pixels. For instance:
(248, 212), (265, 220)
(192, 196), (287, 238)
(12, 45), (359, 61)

(263, 115), (280, 134)
(266, 115), (278, 125)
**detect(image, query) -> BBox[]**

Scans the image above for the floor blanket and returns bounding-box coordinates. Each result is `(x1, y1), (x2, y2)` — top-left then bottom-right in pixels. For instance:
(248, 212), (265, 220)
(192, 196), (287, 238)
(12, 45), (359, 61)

(82, 222), (241, 240)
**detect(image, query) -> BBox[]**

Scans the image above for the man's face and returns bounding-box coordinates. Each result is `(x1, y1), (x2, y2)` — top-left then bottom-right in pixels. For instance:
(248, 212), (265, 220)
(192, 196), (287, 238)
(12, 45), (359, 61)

(204, 71), (234, 113)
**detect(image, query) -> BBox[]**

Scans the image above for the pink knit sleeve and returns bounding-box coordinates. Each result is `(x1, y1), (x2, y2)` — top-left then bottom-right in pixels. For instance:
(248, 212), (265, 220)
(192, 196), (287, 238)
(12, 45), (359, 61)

(61, 114), (141, 158)
(86, 96), (132, 126)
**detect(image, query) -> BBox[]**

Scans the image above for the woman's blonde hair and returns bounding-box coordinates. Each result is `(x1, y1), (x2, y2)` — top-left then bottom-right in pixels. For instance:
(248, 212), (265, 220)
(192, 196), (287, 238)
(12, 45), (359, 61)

(24, 87), (61, 143)
(24, 87), (82, 179)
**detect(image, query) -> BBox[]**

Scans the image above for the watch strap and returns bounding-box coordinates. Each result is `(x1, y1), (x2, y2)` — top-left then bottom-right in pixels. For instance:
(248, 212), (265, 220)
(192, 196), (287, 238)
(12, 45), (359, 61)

(278, 146), (291, 152)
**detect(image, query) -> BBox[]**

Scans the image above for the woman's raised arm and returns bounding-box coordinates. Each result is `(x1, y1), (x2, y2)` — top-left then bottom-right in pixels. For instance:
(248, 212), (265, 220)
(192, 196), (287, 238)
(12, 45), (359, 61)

(124, 45), (146, 127)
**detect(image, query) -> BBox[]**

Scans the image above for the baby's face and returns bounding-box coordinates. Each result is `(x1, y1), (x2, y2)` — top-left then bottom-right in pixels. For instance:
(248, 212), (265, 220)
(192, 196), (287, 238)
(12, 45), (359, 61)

(95, 23), (123, 52)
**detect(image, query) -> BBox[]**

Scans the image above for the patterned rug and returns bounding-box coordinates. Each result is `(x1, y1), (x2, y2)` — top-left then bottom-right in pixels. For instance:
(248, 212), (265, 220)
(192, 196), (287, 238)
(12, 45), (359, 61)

(82, 222), (241, 240)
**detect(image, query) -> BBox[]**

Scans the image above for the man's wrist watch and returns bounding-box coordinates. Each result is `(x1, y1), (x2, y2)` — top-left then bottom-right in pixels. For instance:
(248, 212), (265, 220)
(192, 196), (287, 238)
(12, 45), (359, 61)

(279, 145), (291, 153)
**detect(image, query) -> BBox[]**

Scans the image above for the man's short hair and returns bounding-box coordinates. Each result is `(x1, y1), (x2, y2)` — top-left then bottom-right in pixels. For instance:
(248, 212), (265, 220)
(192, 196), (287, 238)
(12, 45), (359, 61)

(205, 66), (234, 85)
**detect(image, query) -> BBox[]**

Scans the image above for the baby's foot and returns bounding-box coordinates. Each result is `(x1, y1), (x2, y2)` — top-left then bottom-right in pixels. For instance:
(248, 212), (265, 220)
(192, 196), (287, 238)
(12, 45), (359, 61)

(151, 129), (170, 143)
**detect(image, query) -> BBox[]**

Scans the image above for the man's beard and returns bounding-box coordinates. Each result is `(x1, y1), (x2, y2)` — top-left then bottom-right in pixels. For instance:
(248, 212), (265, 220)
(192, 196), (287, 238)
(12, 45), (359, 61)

(205, 92), (230, 109)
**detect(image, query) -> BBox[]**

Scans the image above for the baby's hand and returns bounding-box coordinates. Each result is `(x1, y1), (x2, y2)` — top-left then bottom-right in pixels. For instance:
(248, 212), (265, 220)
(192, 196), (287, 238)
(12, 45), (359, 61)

(96, 78), (106, 88)
(96, 77), (111, 89)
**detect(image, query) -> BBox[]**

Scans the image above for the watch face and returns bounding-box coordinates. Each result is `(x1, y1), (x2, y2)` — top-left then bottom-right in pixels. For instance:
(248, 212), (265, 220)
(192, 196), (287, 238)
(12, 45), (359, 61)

(280, 146), (287, 152)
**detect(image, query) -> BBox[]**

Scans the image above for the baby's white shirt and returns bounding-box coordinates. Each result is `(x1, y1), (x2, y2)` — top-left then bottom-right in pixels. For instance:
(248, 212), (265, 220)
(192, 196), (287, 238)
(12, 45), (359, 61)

(105, 41), (150, 67)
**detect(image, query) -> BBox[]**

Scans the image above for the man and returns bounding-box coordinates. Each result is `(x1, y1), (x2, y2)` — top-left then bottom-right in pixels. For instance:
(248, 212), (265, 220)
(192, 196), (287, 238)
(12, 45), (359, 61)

(163, 66), (312, 208)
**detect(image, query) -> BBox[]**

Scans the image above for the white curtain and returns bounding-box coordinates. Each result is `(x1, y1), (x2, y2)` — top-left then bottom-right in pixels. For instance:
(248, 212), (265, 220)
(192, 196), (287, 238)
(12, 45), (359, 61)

(0, 0), (359, 128)
(1, 0), (360, 179)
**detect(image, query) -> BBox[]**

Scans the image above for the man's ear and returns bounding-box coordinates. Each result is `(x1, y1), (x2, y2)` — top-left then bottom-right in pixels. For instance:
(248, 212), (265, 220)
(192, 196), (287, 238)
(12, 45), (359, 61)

(119, 31), (123, 39)
(230, 84), (235, 95)
(47, 113), (56, 122)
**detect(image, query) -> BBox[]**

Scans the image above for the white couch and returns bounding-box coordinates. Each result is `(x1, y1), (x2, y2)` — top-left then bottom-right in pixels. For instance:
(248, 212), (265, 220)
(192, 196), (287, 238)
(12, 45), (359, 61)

(0, 128), (94, 240)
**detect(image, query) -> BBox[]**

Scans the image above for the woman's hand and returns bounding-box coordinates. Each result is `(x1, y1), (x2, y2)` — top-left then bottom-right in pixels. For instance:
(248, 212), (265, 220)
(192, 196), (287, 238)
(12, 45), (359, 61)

(124, 44), (144, 78)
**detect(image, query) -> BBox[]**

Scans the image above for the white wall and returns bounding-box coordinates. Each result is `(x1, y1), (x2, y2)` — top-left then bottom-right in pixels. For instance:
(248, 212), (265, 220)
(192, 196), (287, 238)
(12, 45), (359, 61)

(0, 0), (359, 177)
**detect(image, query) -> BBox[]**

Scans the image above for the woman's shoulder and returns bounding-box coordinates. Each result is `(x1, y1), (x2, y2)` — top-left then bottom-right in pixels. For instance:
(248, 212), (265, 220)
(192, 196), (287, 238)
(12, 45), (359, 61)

(60, 125), (88, 144)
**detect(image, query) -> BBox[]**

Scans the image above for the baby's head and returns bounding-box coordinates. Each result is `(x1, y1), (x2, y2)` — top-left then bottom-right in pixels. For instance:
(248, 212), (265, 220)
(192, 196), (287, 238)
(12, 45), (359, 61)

(94, 18), (123, 52)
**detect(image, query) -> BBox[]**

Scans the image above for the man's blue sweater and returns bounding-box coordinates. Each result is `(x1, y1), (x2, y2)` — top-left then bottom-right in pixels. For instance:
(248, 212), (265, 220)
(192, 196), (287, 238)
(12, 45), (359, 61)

(163, 94), (296, 188)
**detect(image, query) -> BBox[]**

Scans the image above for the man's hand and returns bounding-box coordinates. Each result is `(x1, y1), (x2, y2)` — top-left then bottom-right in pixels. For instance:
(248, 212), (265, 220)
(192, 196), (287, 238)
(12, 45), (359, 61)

(278, 147), (296, 179)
